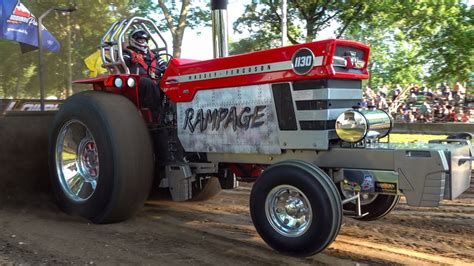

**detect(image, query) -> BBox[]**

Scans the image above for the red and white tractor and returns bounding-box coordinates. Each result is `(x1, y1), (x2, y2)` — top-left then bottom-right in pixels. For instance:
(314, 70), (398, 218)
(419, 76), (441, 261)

(48, 16), (473, 256)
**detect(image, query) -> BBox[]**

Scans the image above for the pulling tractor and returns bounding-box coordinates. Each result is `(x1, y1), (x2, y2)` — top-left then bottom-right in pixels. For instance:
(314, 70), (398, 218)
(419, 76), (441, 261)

(49, 17), (473, 256)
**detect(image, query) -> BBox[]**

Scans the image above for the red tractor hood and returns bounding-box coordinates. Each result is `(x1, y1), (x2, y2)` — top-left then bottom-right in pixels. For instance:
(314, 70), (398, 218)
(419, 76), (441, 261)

(160, 39), (370, 102)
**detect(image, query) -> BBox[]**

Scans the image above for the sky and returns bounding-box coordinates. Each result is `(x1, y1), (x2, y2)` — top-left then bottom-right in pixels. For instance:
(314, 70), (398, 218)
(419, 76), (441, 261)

(180, 0), (249, 59)
(156, 0), (250, 60)
(159, 1), (338, 60)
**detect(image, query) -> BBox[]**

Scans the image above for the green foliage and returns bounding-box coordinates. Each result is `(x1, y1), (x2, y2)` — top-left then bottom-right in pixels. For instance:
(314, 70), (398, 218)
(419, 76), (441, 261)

(154, 0), (210, 57)
(0, 0), (210, 98)
(232, 0), (473, 88)
(153, 1), (210, 32)
(419, 3), (473, 84)
(1, 0), (153, 98)
(229, 35), (280, 55)
(232, 0), (375, 48)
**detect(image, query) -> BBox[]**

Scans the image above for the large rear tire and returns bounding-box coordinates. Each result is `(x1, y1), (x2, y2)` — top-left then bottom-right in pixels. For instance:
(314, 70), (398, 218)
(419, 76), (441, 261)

(250, 160), (342, 257)
(49, 91), (154, 224)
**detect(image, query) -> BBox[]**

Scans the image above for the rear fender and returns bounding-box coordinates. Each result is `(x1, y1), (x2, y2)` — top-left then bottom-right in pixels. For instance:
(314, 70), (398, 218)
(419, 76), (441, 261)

(73, 75), (141, 107)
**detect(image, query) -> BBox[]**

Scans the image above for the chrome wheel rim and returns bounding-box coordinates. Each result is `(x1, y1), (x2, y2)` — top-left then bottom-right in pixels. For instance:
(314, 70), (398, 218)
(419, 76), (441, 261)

(340, 181), (378, 205)
(55, 120), (99, 202)
(265, 185), (312, 237)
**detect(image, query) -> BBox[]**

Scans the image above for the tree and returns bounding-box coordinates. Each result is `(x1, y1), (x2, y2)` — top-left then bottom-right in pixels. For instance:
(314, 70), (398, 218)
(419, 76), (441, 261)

(232, 0), (473, 89)
(0, 0), (211, 98)
(0, 0), (156, 98)
(345, 1), (473, 87)
(156, 0), (210, 58)
(232, 0), (375, 52)
(416, 3), (473, 84)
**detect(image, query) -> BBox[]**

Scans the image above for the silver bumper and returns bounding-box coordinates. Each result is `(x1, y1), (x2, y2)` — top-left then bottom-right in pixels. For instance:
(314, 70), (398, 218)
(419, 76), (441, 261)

(338, 142), (472, 207)
(207, 141), (472, 207)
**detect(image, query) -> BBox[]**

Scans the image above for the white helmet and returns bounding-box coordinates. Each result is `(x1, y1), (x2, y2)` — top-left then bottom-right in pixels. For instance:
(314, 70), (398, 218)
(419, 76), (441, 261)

(129, 29), (150, 53)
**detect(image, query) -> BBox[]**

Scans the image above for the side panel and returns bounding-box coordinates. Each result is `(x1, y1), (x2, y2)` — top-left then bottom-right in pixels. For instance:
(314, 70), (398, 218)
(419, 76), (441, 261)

(177, 84), (281, 154)
(279, 79), (362, 150)
(395, 150), (448, 207)
(444, 145), (472, 199)
(176, 79), (363, 153)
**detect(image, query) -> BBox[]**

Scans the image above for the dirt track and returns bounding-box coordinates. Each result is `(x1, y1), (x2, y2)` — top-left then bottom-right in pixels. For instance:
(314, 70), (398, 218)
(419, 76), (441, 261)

(0, 181), (473, 265)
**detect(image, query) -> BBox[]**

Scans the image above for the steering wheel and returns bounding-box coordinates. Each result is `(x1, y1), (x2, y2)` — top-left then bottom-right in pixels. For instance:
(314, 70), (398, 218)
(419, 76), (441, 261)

(147, 53), (174, 81)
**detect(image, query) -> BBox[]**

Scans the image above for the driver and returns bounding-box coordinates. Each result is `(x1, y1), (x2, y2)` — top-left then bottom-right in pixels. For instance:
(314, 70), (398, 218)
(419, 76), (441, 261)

(123, 29), (167, 123)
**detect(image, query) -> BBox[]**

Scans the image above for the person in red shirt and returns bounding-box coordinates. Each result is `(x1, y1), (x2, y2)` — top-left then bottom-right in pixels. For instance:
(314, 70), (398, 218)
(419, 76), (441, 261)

(444, 106), (457, 122)
(459, 109), (469, 122)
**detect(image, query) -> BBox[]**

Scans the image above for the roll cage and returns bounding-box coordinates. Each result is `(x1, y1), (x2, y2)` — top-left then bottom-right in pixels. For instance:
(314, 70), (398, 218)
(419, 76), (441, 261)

(99, 16), (169, 75)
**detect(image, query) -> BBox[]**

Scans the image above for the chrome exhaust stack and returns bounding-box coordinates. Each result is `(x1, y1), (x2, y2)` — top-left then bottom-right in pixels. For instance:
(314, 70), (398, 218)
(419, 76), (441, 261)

(211, 0), (229, 58)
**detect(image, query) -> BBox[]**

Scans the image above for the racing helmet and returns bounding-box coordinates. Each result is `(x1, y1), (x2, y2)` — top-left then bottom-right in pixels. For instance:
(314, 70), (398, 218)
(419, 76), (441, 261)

(129, 29), (150, 53)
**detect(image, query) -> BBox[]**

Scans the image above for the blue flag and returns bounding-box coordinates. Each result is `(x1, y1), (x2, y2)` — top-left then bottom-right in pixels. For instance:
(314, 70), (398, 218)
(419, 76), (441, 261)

(0, 0), (60, 52)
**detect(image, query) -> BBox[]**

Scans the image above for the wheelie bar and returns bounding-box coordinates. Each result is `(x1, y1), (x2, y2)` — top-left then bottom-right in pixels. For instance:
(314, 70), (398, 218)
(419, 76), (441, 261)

(341, 192), (369, 218)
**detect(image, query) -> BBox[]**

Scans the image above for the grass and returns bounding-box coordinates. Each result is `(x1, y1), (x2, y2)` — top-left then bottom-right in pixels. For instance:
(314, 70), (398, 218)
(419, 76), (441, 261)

(383, 133), (472, 145)
(384, 133), (447, 143)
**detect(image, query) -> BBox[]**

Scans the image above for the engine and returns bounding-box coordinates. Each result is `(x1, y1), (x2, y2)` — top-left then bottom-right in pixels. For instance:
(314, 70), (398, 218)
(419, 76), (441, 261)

(160, 39), (376, 153)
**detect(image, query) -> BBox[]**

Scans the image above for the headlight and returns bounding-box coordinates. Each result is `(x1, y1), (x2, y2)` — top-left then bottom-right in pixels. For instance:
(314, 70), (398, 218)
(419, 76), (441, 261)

(332, 56), (366, 69)
(335, 110), (368, 143)
(114, 77), (123, 88)
(336, 109), (392, 143)
(126, 77), (136, 88)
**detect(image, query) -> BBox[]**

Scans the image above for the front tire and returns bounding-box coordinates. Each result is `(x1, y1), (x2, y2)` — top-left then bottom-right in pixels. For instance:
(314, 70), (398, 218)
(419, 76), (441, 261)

(250, 160), (342, 257)
(49, 91), (154, 224)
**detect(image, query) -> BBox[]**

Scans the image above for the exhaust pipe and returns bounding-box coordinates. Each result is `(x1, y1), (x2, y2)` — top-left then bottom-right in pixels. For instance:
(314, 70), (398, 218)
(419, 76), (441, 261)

(211, 0), (228, 58)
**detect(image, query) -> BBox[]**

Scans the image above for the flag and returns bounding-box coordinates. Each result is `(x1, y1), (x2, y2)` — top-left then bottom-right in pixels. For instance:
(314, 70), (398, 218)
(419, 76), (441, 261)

(0, 0), (60, 53)
(84, 50), (107, 77)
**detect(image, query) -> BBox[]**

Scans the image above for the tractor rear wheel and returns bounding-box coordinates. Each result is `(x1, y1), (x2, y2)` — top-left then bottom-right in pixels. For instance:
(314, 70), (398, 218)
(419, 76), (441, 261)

(49, 91), (154, 224)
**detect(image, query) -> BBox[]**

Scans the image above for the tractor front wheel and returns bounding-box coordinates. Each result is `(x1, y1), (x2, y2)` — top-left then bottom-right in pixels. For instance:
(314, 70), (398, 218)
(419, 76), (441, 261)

(250, 160), (342, 257)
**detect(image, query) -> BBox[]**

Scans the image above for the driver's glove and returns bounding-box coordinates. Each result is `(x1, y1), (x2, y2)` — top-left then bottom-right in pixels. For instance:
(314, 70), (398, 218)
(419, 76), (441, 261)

(157, 58), (167, 73)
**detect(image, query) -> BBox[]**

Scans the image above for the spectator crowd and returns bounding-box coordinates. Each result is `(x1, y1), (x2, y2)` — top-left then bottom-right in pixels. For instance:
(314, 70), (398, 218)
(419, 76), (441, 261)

(362, 82), (473, 123)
